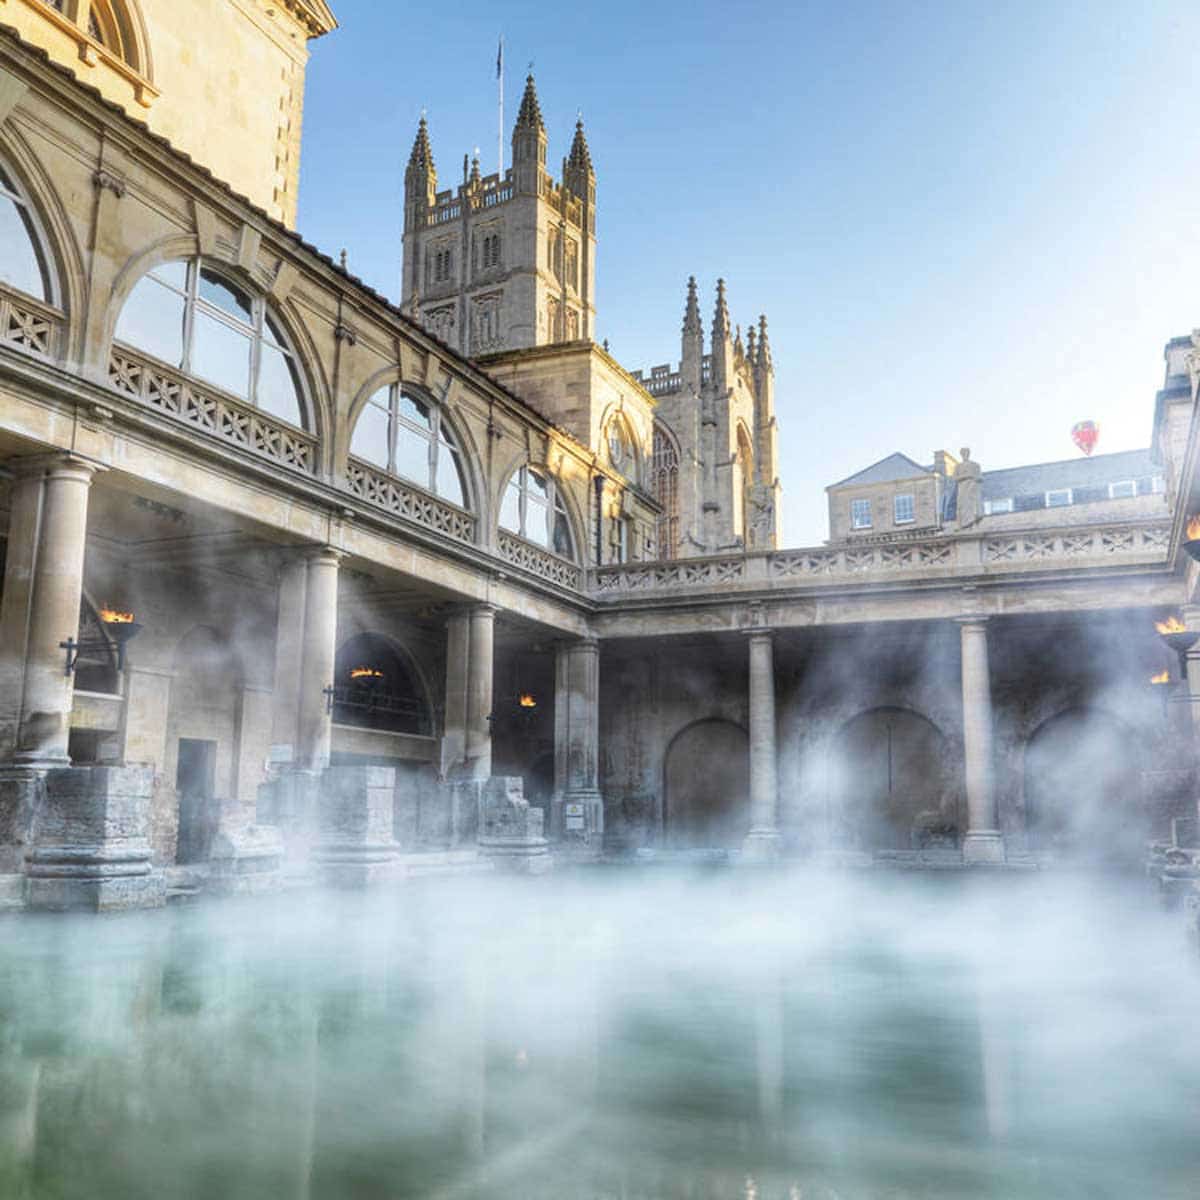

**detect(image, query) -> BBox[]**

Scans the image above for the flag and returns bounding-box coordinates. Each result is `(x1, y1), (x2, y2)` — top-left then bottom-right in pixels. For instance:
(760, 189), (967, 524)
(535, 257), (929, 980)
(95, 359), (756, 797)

(496, 36), (503, 80)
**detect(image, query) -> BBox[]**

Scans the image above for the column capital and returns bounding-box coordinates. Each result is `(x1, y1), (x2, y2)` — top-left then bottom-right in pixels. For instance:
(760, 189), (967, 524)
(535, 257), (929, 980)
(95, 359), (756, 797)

(305, 544), (345, 566)
(743, 626), (774, 643)
(5, 452), (107, 483)
(558, 635), (599, 653)
(955, 614), (990, 629)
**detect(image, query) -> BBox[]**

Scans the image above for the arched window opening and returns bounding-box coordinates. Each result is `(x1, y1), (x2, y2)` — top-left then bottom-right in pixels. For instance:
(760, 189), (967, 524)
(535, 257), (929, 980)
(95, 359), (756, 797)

(351, 385), (468, 508)
(500, 465), (574, 559)
(606, 413), (636, 479)
(331, 633), (431, 736)
(651, 423), (679, 560)
(114, 258), (305, 428)
(0, 164), (52, 304)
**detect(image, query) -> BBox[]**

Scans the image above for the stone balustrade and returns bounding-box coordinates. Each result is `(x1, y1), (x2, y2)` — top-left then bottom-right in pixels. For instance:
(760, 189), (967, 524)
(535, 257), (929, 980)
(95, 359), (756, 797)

(108, 346), (318, 475)
(345, 456), (477, 544)
(591, 520), (1173, 597)
(0, 284), (64, 361)
(498, 530), (584, 590)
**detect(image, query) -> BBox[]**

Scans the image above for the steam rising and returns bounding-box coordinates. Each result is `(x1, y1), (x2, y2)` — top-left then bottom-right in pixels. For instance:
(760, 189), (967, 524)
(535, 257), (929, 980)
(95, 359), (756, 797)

(1, 869), (1198, 1198)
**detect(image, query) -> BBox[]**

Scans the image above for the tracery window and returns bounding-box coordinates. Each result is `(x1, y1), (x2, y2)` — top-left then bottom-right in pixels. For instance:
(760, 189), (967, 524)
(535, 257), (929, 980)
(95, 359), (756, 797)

(0, 165), (51, 303)
(114, 258), (305, 428)
(351, 384), (467, 508)
(500, 465), (574, 558)
(478, 231), (502, 271)
(651, 423), (680, 559)
(430, 247), (453, 284)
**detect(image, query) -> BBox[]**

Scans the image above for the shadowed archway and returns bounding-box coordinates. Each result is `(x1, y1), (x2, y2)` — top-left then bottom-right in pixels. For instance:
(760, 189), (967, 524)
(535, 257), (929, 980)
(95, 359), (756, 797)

(664, 719), (750, 849)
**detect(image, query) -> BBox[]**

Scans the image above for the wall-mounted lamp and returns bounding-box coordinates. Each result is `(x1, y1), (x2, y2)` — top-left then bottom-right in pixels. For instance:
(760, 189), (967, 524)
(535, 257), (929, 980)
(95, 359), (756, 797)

(60, 610), (143, 675)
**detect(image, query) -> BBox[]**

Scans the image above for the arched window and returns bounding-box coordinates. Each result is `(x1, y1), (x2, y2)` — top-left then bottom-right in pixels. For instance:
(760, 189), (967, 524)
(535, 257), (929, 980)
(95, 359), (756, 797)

(37, 1), (146, 73)
(331, 633), (431, 736)
(651, 423), (680, 560)
(0, 164), (51, 303)
(500, 465), (574, 558)
(114, 259), (305, 428)
(606, 413), (636, 479)
(351, 385), (468, 508)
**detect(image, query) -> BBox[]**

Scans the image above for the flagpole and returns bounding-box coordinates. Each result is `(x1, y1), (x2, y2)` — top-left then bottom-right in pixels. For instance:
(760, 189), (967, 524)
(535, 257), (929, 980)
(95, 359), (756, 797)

(497, 35), (504, 178)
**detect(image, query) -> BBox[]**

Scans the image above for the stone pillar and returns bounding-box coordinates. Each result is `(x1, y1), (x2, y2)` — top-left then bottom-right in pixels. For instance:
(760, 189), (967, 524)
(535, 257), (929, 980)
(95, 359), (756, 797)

(269, 554), (309, 762)
(743, 630), (781, 860)
(464, 604), (495, 781)
(553, 637), (603, 847)
(959, 617), (1005, 864)
(0, 466), (44, 762)
(295, 548), (341, 772)
(11, 457), (100, 767)
(24, 764), (165, 911)
(312, 765), (401, 887)
(442, 607), (470, 777)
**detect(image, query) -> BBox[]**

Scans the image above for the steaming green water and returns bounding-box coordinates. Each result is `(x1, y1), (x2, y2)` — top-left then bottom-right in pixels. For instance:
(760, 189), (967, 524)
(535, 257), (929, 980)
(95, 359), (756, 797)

(1, 870), (1198, 1199)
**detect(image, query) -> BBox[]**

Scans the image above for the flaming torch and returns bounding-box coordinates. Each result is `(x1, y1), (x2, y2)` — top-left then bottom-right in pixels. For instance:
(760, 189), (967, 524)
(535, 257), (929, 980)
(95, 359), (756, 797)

(1184, 515), (1200, 562)
(61, 607), (142, 674)
(518, 693), (537, 709)
(1155, 614), (1198, 687)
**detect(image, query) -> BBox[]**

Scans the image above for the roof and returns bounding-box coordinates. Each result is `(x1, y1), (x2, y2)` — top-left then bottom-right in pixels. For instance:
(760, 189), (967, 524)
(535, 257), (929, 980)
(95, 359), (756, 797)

(980, 448), (1157, 500)
(828, 453), (931, 490)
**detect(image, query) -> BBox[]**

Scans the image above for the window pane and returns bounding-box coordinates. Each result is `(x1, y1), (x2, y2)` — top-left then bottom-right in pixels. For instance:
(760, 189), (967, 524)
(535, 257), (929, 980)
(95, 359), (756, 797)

(0, 194), (47, 300)
(198, 267), (253, 325)
(394, 423), (432, 487)
(500, 477), (522, 532)
(115, 274), (186, 365)
(192, 309), (252, 398)
(263, 312), (288, 349)
(526, 495), (552, 547)
(149, 260), (189, 292)
(351, 395), (391, 468)
(257, 341), (303, 427)
(526, 468), (549, 500)
(398, 392), (430, 429)
(435, 441), (465, 507)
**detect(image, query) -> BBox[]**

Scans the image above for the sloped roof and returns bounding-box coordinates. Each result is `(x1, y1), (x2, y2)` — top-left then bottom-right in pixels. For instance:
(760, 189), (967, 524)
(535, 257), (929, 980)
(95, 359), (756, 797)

(828, 453), (931, 490)
(980, 448), (1156, 500)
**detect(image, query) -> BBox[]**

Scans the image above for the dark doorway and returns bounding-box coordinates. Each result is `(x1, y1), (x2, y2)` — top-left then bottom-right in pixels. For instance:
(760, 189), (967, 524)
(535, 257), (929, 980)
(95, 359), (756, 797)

(664, 719), (750, 848)
(176, 737), (217, 864)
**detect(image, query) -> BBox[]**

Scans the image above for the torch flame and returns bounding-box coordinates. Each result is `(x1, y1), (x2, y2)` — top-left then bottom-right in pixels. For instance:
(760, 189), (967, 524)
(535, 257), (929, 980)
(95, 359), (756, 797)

(1156, 616), (1188, 634)
(518, 693), (537, 708)
(1150, 670), (1170, 685)
(1188, 515), (1200, 541)
(350, 667), (384, 680)
(99, 609), (135, 624)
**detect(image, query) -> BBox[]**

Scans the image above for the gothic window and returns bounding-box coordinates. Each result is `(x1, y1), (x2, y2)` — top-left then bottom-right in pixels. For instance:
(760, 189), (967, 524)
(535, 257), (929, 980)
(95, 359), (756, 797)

(0, 164), (51, 303)
(471, 294), (502, 353)
(500, 465), (574, 558)
(565, 307), (579, 341)
(431, 247), (454, 284)
(565, 239), (578, 290)
(651, 423), (680, 560)
(478, 231), (502, 271)
(606, 414), (636, 478)
(351, 384), (468, 508)
(114, 258), (306, 427)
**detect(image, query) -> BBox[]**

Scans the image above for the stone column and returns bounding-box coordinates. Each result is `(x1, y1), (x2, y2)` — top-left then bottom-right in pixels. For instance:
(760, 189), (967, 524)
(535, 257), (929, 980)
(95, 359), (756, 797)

(269, 554), (309, 762)
(441, 607), (470, 777)
(743, 630), (781, 860)
(13, 456), (100, 767)
(464, 603), (496, 781)
(295, 548), (341, 773)
(959, 617), (1005, 863)
(553, 637), (603, 845)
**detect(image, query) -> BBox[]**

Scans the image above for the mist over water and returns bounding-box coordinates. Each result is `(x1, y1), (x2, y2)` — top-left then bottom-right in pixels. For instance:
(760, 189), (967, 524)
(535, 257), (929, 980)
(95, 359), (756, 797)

(1, 869), (1198, 1199)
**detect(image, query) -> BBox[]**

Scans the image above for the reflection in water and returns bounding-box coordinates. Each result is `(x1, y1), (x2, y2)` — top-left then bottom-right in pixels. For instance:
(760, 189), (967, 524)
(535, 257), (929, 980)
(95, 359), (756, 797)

(1, 871), (1199, 1198)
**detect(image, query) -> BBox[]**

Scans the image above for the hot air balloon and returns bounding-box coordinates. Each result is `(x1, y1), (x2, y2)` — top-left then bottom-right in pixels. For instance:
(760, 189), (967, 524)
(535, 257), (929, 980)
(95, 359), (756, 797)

(1071, 420), (1099, 457)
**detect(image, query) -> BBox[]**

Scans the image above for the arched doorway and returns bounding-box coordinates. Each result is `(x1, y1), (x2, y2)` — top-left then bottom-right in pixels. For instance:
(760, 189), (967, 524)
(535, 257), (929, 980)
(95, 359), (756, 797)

(331, 633), (431, 735)
(830, 708), (958, 851)
(1024, 708), (1142, 862)
(664, 719), (750, 848)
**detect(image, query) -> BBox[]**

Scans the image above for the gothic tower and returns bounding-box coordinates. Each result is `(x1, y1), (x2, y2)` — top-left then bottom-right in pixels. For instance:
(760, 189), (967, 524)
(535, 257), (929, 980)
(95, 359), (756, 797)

(400, 75), (597, 357)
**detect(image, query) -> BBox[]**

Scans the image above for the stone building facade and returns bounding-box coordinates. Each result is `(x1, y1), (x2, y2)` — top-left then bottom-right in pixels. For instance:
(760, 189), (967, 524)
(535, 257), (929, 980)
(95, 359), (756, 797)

(1, 2), (1199, 909)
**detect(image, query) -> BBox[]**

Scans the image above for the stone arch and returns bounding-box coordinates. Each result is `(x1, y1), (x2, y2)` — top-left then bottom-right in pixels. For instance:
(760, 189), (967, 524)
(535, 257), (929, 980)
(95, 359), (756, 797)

(663, 718), (750, 849)
(494, 453), (584, 563)
(93, 0), (155, 79)
(331, 631), (433, 736)
(106, 248), (324, 440)
(344, 369), (481, 520)
(599, 401), (641, 484)
(1022, 706), (1143, 861)
(829, 707), (960, 851)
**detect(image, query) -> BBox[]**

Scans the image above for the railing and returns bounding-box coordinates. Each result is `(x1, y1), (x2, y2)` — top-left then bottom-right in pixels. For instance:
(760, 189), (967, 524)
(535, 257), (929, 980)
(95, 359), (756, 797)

(345, 458), (477, 544)
(108, 346), (317, 474)
(591, 521), (1173, 595)
(0, 285), (64, 360)
(498, 531), (584, 590)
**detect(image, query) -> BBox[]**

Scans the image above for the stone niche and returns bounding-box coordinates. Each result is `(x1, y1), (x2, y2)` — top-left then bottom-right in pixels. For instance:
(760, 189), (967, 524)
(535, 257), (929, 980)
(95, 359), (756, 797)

(25, 764), (166, 912)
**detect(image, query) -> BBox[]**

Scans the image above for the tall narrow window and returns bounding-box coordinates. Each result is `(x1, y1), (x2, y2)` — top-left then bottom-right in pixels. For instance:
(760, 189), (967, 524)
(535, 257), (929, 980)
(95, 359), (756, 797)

(114, 258), (305, 427)
(894, 493), (915, 524)
(350, 385), (467, 508)
(0, 165), (50, 303)
(851, 498), (872, 530)
(651, 423), (680, 559)
(500, 466), (573, 558)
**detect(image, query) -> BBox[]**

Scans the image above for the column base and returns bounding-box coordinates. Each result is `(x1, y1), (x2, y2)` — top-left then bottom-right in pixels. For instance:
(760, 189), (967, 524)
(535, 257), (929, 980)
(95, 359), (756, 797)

(962, 830), (1006, 865)
(26, 872), (166, 912)
(741, 828), (782, 862)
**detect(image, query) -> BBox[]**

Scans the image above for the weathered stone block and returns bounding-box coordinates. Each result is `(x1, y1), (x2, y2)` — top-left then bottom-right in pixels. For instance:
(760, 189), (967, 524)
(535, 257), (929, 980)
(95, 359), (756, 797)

(312, 766), (402, 888)
(206, 821), (284, 896)
(0, 768), (41, 874)
(478, 776), (550, 875)
(25, 764), (165, 912)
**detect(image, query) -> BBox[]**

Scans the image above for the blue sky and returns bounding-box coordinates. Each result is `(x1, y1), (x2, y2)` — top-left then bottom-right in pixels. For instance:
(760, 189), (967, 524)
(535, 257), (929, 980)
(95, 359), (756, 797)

(298, 1), (1198, 546)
